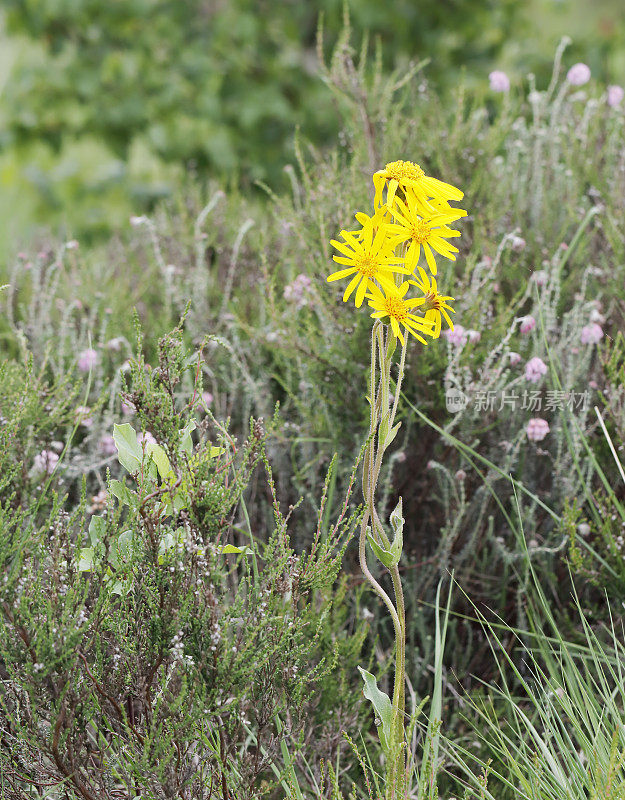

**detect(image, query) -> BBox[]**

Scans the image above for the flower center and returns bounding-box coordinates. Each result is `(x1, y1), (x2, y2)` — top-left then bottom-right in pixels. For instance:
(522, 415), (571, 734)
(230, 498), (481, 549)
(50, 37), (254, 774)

(383, 295), (408, 322)
(421, 292), (440, 312)
(357, 255), (378, 277)
(385, 160), (425, 183)
(410, 220), (431, 243)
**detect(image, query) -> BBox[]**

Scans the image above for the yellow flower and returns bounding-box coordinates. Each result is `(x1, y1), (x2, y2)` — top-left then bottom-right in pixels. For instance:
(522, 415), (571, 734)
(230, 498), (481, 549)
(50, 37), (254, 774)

(384, 190), (463, 275)
(328, 224), (407, 308)
(366, 282), (436, 345)
(409, 268), (455, 338)
(373, 159), (464, 209)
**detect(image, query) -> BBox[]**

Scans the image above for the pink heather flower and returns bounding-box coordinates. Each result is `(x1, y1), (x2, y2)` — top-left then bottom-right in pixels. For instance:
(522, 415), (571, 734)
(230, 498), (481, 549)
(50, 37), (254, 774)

(532, 270), (548, 287)
(283, 274), (312, 308)
(526, 418), (550, 442)
(580, 323), (603, 345)
(607, 85), (624, 107)
(489, 70), (510, 92)
(525, 356), (548, 383)
(121, 401), (134, 415)
(106, 337), (123, 351)
(566, 63), (591, 87)
(589, 307), (604, 324)
(33, 449), (59, 475)
(589, 380), (598, 389)
(77, 348), (98, 372)
(519, 315), (536, 334)
(455, 469), (467, 482)
(467, 329), (481, 343)
(138, 431), (157, 447)
(74, 406), (93, 427)
(202, 391), (213, 408)
(99, 435), (117, 456)
(510, 235), (526, 252)
(509, 351), (522, 365)
(443, 324), (468, 347)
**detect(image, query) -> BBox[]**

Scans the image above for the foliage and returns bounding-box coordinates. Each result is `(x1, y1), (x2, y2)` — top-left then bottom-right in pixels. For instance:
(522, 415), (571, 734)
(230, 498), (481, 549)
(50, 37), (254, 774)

(0, 322), (369, 798)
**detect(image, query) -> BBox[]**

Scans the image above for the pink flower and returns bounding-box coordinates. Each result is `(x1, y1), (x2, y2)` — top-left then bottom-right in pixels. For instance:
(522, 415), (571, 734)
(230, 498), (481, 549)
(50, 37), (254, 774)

(77, 348), (98, 372)
(137, 431), (156, 447)
(202, 391), (213, 408)
(526, 418), (550, 442)
(525, 356), (548, 383)
(443, 324), (467, 347)
(121, 401), (134, 415)
(74, 406), (93, 427)
(489, 70), (510, 92)
(99, 435), (117, 456)
(580, 323), (603, 345)
(33, 449), (59, 475)
(566, 63), (591, 86)
(283, 274), (312, 308)
(509, 351), (522, 365)
(510, 235), (526, 252)
(455, 469), (467, 482)
(532, 270), (548, 287)
(519, 315), (536, 334)
(467, 329), (481, 343)
(607, 85), (624, 107)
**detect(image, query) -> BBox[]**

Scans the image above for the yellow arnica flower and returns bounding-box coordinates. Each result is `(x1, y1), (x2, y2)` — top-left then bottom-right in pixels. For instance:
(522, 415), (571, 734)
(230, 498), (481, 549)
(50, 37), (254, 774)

(409, 268), (455, 338)
(328, 224), (407, 308)
(373, 159), (464, 209)
(385, 190), (463, 275)
(366, 282), (436, 345)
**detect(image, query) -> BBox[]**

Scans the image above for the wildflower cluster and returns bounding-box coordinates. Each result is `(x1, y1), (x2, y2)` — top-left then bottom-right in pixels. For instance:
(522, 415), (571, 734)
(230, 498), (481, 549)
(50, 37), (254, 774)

(327, 160), (466, 344)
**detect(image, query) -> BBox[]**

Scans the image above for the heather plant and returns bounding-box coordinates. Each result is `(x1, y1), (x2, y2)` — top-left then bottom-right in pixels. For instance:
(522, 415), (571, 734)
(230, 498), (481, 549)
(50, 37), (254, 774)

(0, 321), (371, 799)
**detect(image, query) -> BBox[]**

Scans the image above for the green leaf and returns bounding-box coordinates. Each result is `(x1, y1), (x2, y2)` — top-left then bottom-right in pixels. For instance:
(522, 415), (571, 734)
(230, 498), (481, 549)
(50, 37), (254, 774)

(221, 544), (253, 555)
(389, 497), (404, 563)
(366, 529), (396, 569)
(179, 420), (196, 455)
(145, 442), (173, 480)
(109, 530), (134, 569)
(77, 547), (95, 572)
(357, 666), (394, 754)
(88, 515), (106, 546)
(113, 423), (142, 474)
(109, 479), (138, 508)
(385, 421), (402, 448)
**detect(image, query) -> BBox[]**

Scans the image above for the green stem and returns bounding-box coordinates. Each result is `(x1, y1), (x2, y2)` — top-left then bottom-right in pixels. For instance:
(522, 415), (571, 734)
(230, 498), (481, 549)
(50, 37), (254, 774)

(360, 322), (409, 800)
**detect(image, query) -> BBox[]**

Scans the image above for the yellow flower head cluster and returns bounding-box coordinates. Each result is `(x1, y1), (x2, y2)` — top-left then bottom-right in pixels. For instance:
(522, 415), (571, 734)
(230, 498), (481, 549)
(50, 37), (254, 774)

(327, 160), (466, 345)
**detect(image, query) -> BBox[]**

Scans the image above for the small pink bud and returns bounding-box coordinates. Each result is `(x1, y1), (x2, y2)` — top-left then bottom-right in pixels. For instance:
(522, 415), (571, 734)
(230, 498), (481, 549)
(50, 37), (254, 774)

(489, 70), (510, 92)
(580, 323), (603, 345)
(607, 85), (624, 107)
(77, 348), (98, 372)
(525, 356), (548, 383)
(526, 418), (550, 442)
(99, 435), (117, 456)
(566, 63), (591, 87)
(509, 352), (522, 365)
(33, 449), (59, 474)
(519, 315), (536, 334)
(443, 324), (468, 347)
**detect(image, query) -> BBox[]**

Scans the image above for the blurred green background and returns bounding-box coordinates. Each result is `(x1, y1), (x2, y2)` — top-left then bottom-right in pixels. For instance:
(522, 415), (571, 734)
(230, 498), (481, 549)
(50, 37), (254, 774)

(0, 0), (623, 257)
